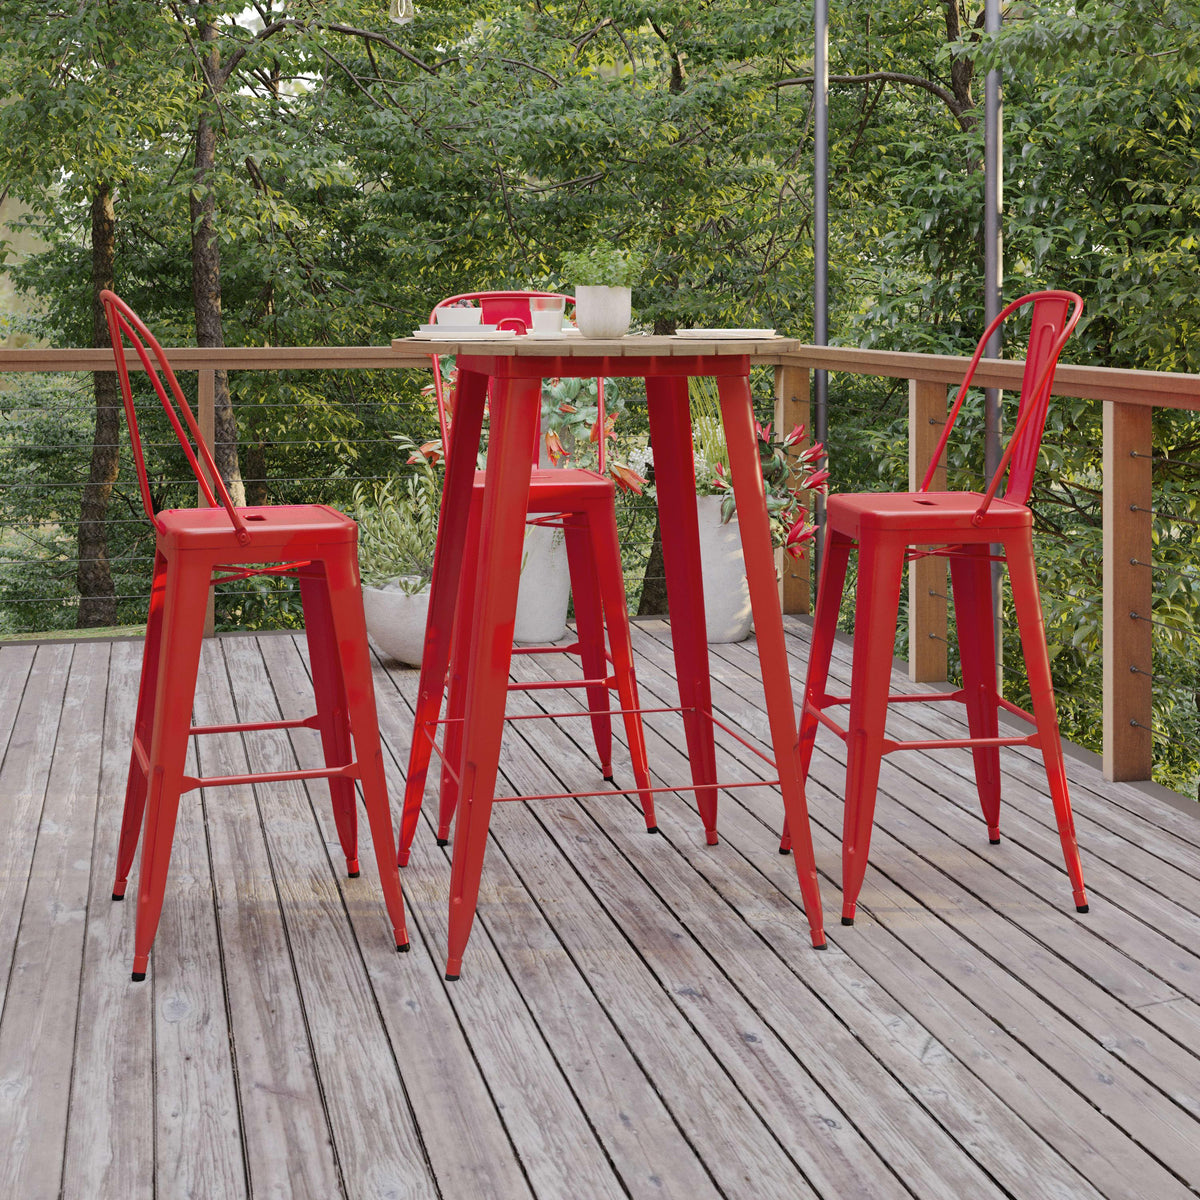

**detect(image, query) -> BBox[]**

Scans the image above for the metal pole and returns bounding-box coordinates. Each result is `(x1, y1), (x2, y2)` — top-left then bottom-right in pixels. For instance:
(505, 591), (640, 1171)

(813, 0), (829, 572)
(983, 0), (1003, 678)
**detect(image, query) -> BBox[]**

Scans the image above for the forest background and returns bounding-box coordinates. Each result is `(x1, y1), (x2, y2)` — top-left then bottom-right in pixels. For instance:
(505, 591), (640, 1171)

(2, 0), (1199, 792)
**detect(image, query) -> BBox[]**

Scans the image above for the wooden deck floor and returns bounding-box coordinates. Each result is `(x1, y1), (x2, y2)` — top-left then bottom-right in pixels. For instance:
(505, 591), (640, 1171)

(1, 619), (1199, 1200)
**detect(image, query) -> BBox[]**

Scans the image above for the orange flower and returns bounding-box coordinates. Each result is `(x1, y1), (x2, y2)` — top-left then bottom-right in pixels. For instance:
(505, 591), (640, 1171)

(545, 429), (567, 465)
(589, 413), (617, 444)
(407, 439), (443, 465)
(608, 461), (647, 494)
(784, 517), (817, 558)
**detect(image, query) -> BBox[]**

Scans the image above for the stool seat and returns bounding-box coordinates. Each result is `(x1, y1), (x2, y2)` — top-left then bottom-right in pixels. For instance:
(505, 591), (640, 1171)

(155, 503), (357, 550)
(827, 491), (1033, 536)
(475, 466), (616, 502)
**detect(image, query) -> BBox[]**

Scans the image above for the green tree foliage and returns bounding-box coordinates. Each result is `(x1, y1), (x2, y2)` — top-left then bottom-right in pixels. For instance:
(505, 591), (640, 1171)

(3, 0), (1200, 788)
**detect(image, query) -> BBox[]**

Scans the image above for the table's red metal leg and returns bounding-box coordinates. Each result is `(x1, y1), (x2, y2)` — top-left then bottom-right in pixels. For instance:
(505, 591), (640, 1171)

(398, 369), (487, 866)
(717, 373), (826, 948)
(444, 374), (541, 979)
(645, 375), (720, 843)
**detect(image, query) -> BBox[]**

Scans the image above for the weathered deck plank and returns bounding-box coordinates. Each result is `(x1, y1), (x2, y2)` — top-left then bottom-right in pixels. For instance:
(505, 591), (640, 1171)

(62, 640), (155, 1200)
(1, 626), (1199, 1200)
(542, 619), (1200, 1198)
(0, 642), (108, 1199)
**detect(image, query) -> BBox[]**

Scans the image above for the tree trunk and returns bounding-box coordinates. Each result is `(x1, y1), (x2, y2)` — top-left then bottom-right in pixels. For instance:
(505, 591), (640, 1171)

(77, 182), (119, 628)
(191, 25), (244, 505)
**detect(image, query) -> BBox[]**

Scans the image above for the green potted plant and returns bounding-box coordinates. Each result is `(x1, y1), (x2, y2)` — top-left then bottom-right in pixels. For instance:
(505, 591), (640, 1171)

(629, 378), (827, 642)
(353, 447), (440, 665)
(560, 241), (647, 338)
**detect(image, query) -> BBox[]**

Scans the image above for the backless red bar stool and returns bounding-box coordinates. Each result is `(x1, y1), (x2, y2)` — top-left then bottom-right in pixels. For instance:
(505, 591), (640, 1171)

(788, 290), (1089, 926)
(398, 292), (657, 864)
(101, 291), (409, 980)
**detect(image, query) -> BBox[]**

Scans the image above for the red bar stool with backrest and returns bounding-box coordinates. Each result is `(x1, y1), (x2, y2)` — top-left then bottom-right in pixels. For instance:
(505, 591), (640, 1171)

(398, 290), (657, 863)
(789, 290), (1089, 925)
(101, 290), (409, 980)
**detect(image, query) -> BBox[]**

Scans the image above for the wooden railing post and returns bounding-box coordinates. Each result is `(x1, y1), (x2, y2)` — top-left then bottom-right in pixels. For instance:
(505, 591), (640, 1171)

(774, 363), (811, 614)
(198, 368), (217, 637)
(908, 378), (948, 681)
(1102, 402), (1153, 780)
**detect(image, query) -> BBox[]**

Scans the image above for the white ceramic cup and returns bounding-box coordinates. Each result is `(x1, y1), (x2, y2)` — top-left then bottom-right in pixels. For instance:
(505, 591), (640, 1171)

(529, 295), (565, 334)
(436, 305), (483, 327)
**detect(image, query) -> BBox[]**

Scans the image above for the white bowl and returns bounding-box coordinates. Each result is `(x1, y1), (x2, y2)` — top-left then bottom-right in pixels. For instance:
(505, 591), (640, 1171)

(435, 306), (483, 327)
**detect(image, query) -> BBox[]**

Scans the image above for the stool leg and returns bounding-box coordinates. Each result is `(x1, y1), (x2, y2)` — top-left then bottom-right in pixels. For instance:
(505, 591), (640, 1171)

(588, 497), (658, 832)
(718, 372), (824, 946)
(1006, 532), (1089, 912)
(130, 557), (210, 980)
(840, 537), (906, 926)
(948, 543), (1002, 841)
(782, 528), (853, 853)
(562, 512), (614, 779)
(299, 563), (359, 877)
(399, 370), (488, 865)
(323, 550), (409, 950)
(445, 374), (540, 979)
(113, 550), (168, 900)
(646, 376), (719, 843)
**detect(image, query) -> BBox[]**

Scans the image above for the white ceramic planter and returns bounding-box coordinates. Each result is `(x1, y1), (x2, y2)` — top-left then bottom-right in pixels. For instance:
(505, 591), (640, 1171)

(574, 285), (632, 339)
(362, 579), (432, 665)
(696, 494), (753, 643)
(514, 523), (571, 643)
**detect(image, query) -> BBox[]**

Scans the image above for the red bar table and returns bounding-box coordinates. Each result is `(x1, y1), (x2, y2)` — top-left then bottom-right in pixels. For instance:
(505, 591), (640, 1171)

(391, 332), (826, 978)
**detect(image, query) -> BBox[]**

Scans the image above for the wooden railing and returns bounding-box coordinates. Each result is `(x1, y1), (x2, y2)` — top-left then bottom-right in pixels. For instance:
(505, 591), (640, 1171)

(4, 340), (1200, 783)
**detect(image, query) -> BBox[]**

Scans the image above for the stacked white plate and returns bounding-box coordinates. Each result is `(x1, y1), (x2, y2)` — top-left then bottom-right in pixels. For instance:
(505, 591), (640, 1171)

(411, 324), (516, 340)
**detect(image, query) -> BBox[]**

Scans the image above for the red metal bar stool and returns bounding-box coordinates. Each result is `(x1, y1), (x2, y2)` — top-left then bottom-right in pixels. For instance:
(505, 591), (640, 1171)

(398, 291), (656, 866)
(101, 291), (409, 980)
(787, 290), (1089, 925)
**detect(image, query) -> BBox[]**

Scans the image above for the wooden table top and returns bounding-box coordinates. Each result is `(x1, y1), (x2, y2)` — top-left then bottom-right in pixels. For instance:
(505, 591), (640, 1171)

(389, 332), (800, 358)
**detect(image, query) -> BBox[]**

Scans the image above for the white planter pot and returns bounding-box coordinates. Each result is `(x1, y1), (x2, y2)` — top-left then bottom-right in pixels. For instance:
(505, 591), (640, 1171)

(696, 494), (753, 643)
(574, 285), (632, 339)
(362, 579), (431, 666)
(514, 523), (571, 643)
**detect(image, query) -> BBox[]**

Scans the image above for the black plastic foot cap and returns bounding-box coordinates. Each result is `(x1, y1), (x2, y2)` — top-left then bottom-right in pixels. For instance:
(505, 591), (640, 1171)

(779, 847), (792, 856)
(1077, 904), (1090, 913)
(131, 971), (146, 982)
(646, 825), (659, 834)
(444, 973), (459, 982)
(347, 870), (360, 878)
(840, 916), (855, 926)
(397, 941), (410, 953)
(989, 837), (1001, 845)
(436, 837), (449, 847)
(112, 892), (124, 901)
(814, 940), (828, 950)
(603, 774), (615, 784)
